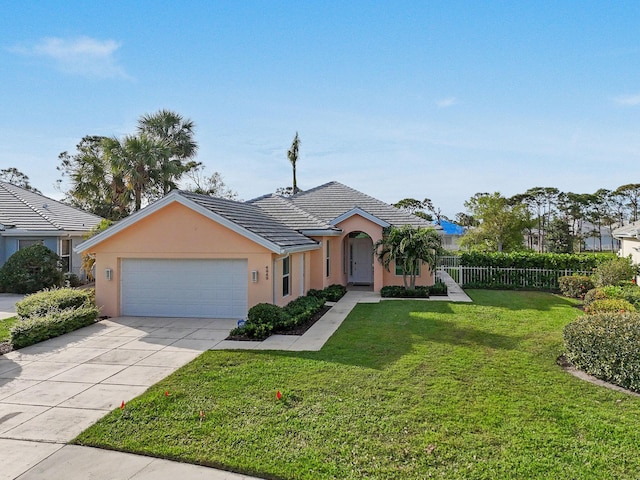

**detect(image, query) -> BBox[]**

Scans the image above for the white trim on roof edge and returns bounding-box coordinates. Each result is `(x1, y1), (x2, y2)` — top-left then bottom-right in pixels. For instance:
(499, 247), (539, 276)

(74, 191), (318, 255)
(331, 207), (390, 228)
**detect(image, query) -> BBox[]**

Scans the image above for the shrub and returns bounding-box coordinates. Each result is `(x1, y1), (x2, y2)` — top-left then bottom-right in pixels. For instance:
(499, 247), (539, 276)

(460, 251), (609, 270)
(306, 289), (324, 300)
(323, 284), (347, 302)
(558, 275), (594, 299)
(592, 256), (638, 287)
(583, 287), (609, 308)
(381, 286), (429, 298)
(620, 286), (640, 308)
(16, 288), (95, 319)
(584, 298), (636, 314)
(63, 272), (82, 287)
(10, 304), (100, 349)
(283, 295), (325, 328)
(429, 280), (448, 296)
(0, 244), (63, 293)
(563, 312), (640, 392)
(233, 303), (288, 339)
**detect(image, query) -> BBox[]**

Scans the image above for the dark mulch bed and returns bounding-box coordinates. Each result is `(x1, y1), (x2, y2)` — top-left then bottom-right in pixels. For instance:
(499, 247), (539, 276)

(226, 305), (332, 341)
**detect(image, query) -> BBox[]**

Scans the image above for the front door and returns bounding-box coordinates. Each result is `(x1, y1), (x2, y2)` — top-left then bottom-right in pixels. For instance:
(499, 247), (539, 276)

(349, 237), (373, 285)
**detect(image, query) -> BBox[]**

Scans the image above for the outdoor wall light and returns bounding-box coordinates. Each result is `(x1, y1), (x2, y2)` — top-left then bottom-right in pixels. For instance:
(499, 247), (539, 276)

(251, 270), (259, 283)
(105, 268), (113, 281)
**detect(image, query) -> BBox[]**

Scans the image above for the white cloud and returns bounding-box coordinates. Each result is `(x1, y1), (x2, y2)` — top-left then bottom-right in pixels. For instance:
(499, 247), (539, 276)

(613, 94), (640, 106)
(436, 96), (458, 108)
(8, 36), (130, 79)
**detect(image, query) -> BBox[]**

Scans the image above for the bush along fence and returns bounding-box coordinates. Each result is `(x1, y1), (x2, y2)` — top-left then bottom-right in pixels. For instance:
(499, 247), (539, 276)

(438, 252), (609, 291)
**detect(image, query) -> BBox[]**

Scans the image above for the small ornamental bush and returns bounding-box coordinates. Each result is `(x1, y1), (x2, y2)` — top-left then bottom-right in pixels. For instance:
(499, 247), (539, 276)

(592, 256), (638, 287)
(381, 286), (430, 298)
(63, 272), (82, 287)
(323, 284), (347, 302)
(0, 244), (64, 293)
(558, 275), (593, 299)
(563, 312), (640, 392)
(283, 295), (325, 329)
(429, 280), (448, 296)
(584, 298), (636, 314)
(16, 288), (95, 319)
(10, 304), (100, 349)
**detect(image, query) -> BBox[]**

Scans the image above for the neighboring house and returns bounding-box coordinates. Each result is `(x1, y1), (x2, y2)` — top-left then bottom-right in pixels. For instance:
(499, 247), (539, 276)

(433, 219), (465, 251)
(613, 221), (640, 282)
(0, 181), (103, 279)
(580, 221), (620, 252)
(77, 181), (441, 319)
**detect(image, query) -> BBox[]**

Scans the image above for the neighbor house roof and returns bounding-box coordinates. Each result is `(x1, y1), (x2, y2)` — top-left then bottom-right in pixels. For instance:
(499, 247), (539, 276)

(613, 221), (640, 239)
(0, 181), (102, 232)
(258, 181), (438, 229)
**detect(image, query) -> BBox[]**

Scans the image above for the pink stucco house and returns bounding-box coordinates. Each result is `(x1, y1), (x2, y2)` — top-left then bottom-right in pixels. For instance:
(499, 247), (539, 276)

(77, 181), (440, 319)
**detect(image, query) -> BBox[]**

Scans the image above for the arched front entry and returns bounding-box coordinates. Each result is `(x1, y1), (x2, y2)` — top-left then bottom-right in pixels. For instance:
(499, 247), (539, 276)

(346, 231), (374, 285)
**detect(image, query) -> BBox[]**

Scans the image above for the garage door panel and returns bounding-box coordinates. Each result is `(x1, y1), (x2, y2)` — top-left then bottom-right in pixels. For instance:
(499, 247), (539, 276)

(121, 259), (248, 318)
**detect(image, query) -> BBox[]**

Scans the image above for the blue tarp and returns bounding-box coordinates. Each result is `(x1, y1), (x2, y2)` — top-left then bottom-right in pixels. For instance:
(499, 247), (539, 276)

(433, 219), (465, 235)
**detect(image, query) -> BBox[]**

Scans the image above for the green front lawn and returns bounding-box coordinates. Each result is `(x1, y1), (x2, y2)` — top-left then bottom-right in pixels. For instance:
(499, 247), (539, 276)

(0, 316), (18, 342)
(75, 291), (640, 479)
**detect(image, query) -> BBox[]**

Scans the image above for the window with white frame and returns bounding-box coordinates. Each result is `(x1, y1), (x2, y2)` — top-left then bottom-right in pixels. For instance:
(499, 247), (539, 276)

(325, 240), (330, 277)
(282, 256), (291, 296)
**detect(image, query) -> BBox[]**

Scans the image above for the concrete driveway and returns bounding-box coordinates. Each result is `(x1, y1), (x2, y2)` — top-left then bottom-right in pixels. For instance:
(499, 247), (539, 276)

(0, 294), (24, 320)
(0, 316), (237, 479)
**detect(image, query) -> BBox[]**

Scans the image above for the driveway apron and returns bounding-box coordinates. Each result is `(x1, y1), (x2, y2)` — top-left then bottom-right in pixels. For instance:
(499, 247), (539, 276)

(0, 316), (236, 479)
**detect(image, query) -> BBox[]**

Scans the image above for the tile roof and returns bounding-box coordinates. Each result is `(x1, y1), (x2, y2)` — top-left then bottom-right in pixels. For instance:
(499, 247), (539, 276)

(613, 221), (640, 239)
(286, 181), (437, 228)
(178, 191), (318, 249)
(247, 194), (338, 231)
(0, 181), (103, 232)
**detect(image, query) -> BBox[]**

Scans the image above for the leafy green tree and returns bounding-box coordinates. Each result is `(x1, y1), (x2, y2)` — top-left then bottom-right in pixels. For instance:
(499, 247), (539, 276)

(459, 192), (529, 252)
(287, 132), (301, 194)
(185, 167), (238, 199)
(546, 216), (574, 253)
(393, 198), (434, 221)
(58, 136), (130, 220)
(0, 168), (41, 193)
(374, 225), (443, 289)
(615, 183), (640, 222)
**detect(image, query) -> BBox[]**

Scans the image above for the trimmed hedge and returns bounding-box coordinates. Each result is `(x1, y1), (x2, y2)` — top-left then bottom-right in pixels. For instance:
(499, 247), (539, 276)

(231, 295), (326, 340)
(381, 286), (429, 298)
(306, 284), (347, 302)
(584, 298), (636, 314)
(460, 251), (609, 270)
(16, 288), (95, 319)
(563, 312), (640, 392)
(584, 285), (640, 309)
(558, 275), (594, 299)
(10, 304), (100, 349)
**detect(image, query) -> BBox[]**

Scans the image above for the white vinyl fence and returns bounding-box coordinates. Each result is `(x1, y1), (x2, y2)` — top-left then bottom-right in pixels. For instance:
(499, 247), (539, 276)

(437, 256), (590, 290)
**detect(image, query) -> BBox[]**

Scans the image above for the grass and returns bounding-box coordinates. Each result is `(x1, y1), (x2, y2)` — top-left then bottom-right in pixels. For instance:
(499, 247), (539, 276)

(74, 291), (640, 479)
(0, 316), (18, 342)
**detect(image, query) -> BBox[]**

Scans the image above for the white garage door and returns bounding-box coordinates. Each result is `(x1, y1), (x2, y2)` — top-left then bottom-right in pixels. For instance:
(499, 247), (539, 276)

(121, 259), (248, 318)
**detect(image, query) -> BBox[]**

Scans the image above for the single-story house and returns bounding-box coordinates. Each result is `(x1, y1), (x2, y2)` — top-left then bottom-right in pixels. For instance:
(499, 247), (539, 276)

(613, 221), (640, 282)
(77, 181), (441, 319)
(0, 181), (103, 278)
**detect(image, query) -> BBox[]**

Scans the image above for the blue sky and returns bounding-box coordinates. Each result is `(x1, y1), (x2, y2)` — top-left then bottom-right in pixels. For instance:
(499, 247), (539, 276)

(2, 1), (640, 217)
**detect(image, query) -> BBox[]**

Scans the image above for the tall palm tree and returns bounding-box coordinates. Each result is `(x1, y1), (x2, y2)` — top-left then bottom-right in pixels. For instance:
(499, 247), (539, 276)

(138, 109), (199, 196)
(287, 132), (300, 194)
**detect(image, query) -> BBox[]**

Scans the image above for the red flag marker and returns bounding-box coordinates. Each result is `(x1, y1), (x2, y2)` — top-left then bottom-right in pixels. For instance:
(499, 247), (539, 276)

(276, 390), (282, 400)
(120, 400), (125, 409)
(164, 390), (169, 397)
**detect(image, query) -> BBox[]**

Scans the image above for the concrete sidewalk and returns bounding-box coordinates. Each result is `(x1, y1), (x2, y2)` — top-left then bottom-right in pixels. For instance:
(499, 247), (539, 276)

(0, 294), (24, 320)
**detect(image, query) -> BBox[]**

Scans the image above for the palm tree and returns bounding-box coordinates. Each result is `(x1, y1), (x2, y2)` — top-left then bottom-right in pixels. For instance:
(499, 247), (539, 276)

(138, 109), (199, 196)
(374, 225), (443, 289)
(287, 132), (300, 194)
